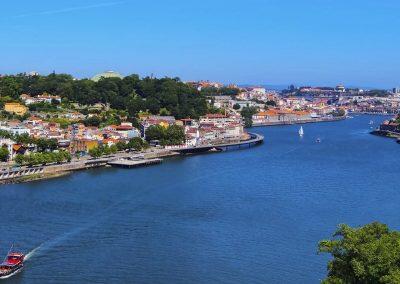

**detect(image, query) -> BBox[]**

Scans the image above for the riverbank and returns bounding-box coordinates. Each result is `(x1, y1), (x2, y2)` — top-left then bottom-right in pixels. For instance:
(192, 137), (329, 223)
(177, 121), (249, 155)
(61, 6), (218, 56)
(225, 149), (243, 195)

(252, 116), (345, 127)
(370, 129), (400, 139)
(0, 133), (264, 185)
(349, 111), (397, 116)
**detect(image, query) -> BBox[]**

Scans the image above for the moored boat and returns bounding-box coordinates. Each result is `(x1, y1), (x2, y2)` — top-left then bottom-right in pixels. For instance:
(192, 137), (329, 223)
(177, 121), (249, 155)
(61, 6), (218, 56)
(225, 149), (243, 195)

(299, 126), (304, 137)
(0, 247), (25, 279)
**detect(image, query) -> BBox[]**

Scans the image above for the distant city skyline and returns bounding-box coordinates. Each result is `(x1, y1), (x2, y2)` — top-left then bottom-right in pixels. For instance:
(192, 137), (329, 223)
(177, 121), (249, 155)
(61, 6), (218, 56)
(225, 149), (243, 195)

(1, 0), (399, 88)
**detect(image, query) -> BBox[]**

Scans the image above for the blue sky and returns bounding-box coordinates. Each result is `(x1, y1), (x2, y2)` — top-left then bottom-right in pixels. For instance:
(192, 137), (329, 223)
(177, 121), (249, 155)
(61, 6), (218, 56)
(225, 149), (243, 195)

(1, 0), (399, 88)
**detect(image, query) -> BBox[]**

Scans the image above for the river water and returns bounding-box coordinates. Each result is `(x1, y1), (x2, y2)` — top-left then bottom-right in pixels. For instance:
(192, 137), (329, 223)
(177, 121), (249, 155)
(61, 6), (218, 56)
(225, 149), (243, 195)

(1, 115), (399, 283)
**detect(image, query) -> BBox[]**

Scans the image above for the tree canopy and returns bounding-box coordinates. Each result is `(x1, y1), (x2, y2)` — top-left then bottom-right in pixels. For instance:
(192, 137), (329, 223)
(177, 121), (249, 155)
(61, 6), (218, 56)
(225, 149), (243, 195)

(241, 106), (258, 128)
(0, 73), (208, 119)
(319, 222), (400, 284)
(0, 147), (9, 162)
(145, 125), (185, 146)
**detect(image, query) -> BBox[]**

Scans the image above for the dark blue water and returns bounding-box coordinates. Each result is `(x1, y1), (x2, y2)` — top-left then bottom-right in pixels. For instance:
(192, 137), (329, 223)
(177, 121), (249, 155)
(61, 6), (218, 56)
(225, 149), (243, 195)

(1, 115), (399, 283)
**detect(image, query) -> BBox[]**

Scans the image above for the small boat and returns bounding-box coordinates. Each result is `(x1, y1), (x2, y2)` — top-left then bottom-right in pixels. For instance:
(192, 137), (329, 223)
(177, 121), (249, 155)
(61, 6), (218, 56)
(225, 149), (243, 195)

(299, 126), (304, 137)
(0, 246), (25, 279)
(369, 120), (374, 125)
(316, 138), (321, 143)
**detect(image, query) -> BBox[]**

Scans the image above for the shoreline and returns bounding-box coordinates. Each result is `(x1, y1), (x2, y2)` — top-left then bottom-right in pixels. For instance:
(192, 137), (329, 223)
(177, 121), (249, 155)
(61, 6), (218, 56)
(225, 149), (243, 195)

(370, 130), (400, 140)
(0, 133), (264, 185)
(252, 116), (345, 127)
(349, 111), (396, 116)
(0, 172), (72, 185)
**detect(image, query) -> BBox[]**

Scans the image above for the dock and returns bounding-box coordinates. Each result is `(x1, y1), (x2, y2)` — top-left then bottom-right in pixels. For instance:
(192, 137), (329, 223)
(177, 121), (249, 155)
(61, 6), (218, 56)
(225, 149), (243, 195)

(107, 158), (163, 168)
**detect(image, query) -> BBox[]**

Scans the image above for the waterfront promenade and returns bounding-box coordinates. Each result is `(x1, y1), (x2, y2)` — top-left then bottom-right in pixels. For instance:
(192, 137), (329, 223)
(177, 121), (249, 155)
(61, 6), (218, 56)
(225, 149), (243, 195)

(0, 133), (264, 184)
(252, 116), (345, 127)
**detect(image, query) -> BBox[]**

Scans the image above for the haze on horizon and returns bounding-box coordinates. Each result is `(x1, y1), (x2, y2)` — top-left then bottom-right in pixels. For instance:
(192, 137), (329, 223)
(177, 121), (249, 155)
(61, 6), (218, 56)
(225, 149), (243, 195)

(1, 0), (399, 88)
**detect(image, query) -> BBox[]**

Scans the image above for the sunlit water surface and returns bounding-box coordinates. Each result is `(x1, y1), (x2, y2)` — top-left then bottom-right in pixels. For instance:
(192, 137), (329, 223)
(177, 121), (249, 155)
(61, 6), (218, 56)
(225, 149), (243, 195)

(1, 115), (399, 283)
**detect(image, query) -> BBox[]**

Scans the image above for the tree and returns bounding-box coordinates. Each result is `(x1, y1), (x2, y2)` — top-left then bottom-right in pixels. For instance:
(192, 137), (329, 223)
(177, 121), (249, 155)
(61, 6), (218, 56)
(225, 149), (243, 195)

(127, 137), (145, 151)
(83, 116), (101, 127)
(35, 138), (58, 152)
(15, 154), (25, 165)
(146, 97), (161, 114)
(145, 125), (165, 142)
(332, 109), (346, 117)
(233, 103), (241, 110)
(0, 147), (9, 162)
(163, 125), (185, 145)
(0, 73), (208, 120)
(116, 141), (127, 151)
(88, 147), (103, 158)
(266, 100), (277, 107)
(319, 222), (400, 283)
(241, 106), (258, 128)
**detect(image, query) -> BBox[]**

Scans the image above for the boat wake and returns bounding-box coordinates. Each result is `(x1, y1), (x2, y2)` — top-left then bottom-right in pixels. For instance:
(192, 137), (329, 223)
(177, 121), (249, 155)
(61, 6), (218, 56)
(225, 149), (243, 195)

(24, 244), (43, 261)
(23, 164), (254, 261)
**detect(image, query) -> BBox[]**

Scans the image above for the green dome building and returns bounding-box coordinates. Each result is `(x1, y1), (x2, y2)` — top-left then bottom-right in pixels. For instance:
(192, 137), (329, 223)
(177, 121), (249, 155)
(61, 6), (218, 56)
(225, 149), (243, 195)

(91, 71), (123, 82)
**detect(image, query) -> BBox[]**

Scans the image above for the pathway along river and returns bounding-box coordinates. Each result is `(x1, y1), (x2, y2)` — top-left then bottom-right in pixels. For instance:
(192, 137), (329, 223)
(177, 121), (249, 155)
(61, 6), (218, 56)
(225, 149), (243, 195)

(1, 115), (399, 283)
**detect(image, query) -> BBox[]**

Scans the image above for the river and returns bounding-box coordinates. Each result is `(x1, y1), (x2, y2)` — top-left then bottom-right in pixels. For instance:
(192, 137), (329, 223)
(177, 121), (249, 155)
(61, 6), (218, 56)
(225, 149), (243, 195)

(1, 115), (399, 283)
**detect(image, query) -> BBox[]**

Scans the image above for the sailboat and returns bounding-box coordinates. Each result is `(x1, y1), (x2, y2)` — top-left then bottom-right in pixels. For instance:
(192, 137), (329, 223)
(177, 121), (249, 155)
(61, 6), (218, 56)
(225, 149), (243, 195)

(299, 126), (304, 137)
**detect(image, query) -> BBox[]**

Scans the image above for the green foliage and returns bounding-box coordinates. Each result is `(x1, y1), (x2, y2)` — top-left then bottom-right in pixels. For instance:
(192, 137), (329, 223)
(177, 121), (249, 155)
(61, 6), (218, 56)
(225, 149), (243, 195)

(0, 76), (22, 99)
(331, 109), (346, 117)
(266, 100), (277, 107)
(0, 130), (13, 139)
(200, 87), (239, 97)
(365, 90), (390, 97)
(114, 138), (148, 152)
(145, 125), (165, 141)
(0, 147), (9, 162)
(36, 138), (58, 152)
(16, 151), (71, 166)
(0, 73), (208, 120)
(88, 147), (103, 158)
(28, 102), (58, 112)
(319, 222), (400, 283)
(47, 118), (72, 129)
(15, 154), (25, 165)
(233, 103), (241, 110)
(126, 137), (145, 151)
(241, 106), (258, 128)
(0, 131), (59, 152)
(83, 116), (101, 127)
(145, 125), (185, 146)
(88, 144), (118, 158)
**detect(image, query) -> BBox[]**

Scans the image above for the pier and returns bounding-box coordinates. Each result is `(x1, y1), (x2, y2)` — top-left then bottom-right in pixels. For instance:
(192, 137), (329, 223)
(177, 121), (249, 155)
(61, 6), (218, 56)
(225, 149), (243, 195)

(108, 158), (163, 168)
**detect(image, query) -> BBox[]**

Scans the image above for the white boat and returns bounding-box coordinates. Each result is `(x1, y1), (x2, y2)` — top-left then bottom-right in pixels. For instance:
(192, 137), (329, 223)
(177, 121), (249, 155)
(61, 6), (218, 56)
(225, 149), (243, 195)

(299, 126), (304, 137)
(369, 120), (374, 125)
